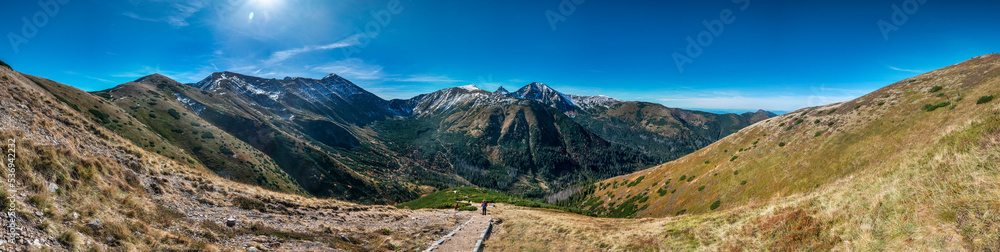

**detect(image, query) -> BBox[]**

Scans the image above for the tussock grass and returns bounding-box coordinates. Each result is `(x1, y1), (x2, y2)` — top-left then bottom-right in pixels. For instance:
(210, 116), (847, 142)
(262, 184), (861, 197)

(526, 55), (1000, 250)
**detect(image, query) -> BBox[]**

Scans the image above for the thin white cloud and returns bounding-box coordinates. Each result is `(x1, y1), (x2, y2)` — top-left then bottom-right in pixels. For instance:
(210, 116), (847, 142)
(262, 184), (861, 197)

(889, 66), (924, 73)
(85, 76), (115, 83)
(656, 94), (858, 112)
(391, 75), (462, 83)
(120, 1), (206, 27)
(311, 58), (384, 80)
(166, 1), (204, 27)
(120, 11), (159, 22)
(264, 35), (360, 66)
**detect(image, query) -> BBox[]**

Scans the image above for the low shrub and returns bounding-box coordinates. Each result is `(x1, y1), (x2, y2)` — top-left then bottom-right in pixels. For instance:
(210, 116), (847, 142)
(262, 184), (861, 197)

(657, 186), (670, 196)
(710, 200), (721, 210)
(922, 101), (951, 112)
(626, 176), (645, 187)
(778, 142), (786, 147)
(676, 209), (686, 216)
(740, 180), (747, 185)
(219, 146), (235, 156)
(88, 109), (111, 123)
(201, 132), (215, 139)
(697, 185), (705, 191)
(928, 86), (943, 93)
(977, 95), (994, 104)
(167, 109), (182, 119)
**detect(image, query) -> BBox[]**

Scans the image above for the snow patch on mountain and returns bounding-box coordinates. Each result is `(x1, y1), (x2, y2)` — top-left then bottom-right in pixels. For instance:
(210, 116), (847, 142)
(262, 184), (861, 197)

(175, 92), (206, 115)
(458, 84), (480, 91)
(568, 94), (619, 110)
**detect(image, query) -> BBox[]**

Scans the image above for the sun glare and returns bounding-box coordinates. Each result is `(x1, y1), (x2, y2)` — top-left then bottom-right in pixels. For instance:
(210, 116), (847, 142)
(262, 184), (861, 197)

(252, 0), (281, 8)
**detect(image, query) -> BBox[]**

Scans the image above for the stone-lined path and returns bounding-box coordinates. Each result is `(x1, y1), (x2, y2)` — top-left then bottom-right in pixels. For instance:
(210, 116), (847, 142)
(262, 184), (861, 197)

(426, 203), (494, 251)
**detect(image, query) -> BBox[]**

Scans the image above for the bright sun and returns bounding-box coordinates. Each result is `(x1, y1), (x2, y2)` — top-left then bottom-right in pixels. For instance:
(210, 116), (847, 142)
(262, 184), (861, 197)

(251, 0), (281, 8)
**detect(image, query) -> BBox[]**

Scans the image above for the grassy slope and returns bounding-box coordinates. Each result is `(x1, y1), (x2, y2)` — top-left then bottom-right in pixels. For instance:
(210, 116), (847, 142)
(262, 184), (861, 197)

(0, 66), (228, 250)
(0, 65), (459, 251)
(573, 101), (766, 162)
(164, 77), (417, 204)
(376, 97), (655, 199)
(23, 74), (196, 165)
(93, 76), (305, 195)
(502, 54), (1000, 250)
(578, 55), (1000, 218)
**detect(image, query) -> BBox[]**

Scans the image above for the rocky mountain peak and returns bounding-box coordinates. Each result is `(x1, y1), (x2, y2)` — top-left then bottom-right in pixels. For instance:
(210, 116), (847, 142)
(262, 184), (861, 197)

(494, 86), (510, 95)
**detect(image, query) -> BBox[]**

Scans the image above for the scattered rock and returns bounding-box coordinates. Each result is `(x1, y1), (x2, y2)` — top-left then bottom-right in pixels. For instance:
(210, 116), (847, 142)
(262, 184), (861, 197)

(87, 219), (101, 228)
(340, 235), (351, 243)
(47, 182), (58, 193)
(226, 218), (237, 227)
(71, 212), (79, 219)
(247, 247), (259, 252)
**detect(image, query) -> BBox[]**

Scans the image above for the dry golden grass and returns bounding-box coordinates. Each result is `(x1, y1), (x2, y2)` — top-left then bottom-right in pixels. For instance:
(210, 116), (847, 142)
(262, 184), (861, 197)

(0, 64), (389, 251)
(581, 54), (1000, 219)
(489, 54), (1000, 251)
(490, 137), (998, 250)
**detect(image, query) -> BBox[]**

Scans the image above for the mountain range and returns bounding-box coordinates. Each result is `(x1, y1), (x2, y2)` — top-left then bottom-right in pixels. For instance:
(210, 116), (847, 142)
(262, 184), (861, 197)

(1, 55), (998, 250)
(27, 68), (770, 204)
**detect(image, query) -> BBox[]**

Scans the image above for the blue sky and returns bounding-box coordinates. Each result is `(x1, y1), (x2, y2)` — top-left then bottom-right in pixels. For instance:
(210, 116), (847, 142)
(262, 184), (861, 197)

(2, 0), (999, 113)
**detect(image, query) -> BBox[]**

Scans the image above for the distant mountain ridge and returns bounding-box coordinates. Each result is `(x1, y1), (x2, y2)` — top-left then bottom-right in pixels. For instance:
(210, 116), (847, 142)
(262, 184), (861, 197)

(175, 72), (772, 199)
(73, 70), (772, 203)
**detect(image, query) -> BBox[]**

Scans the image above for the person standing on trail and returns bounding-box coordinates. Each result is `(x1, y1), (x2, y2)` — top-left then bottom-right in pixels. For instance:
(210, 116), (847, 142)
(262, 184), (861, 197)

(454, 203), (458, 211)
(481, 200), (487, 215)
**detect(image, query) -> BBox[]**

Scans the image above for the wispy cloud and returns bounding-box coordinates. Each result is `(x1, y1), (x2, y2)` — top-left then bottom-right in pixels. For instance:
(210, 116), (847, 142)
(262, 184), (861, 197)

(656, 94), (858, 112)
(264, 35), (360, 66)
(120, 0), (206, 27)
(85, 76), (115, 83)
(888, 66), (924, 73)
(391, 75), (462, 83)
(311, 58), (384, 80)
(120, 11), (159, 22)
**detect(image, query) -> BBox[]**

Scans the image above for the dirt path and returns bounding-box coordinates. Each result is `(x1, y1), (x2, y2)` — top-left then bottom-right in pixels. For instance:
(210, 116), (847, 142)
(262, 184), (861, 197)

(426, 203), (494, 251)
